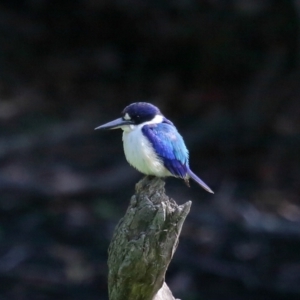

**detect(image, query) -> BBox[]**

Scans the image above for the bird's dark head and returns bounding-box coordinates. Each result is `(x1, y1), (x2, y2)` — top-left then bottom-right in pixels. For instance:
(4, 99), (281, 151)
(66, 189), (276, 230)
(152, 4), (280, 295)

(95, 102), (164, 131)
(122, 102), (162, 125)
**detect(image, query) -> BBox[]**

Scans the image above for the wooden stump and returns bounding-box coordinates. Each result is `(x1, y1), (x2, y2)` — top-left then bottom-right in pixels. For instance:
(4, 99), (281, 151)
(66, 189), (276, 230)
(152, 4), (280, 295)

(108, 176), (191, 300)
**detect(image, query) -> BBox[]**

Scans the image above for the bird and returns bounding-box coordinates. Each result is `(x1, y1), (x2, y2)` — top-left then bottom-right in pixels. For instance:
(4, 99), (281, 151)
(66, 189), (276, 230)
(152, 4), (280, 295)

(95, 102), (214, 193)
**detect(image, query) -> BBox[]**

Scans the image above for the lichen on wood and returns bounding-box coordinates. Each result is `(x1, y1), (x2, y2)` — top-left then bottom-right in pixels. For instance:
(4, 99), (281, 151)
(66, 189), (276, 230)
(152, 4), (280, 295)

(108, 176), (191, 300)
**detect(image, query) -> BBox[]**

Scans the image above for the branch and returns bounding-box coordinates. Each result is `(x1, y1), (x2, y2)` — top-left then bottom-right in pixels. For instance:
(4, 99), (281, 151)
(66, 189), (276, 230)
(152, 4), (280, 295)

(108, 176), (191, 300)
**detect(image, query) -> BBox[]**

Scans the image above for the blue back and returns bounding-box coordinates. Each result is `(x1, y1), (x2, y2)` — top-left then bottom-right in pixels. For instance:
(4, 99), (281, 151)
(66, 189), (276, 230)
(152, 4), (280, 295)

(142, 122), (189, 178)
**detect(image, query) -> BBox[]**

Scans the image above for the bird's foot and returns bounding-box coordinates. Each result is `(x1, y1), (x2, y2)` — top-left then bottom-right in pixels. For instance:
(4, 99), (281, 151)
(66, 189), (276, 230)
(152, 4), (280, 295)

(184, 178), (190, 187)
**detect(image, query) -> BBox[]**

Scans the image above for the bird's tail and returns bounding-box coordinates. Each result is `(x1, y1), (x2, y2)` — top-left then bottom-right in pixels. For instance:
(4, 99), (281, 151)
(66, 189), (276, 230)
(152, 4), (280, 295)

(188, 169), (214, 194)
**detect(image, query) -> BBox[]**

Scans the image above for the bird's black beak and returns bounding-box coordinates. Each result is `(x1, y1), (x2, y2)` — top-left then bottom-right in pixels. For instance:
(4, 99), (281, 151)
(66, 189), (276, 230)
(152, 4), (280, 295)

(94, 118), (133, 130)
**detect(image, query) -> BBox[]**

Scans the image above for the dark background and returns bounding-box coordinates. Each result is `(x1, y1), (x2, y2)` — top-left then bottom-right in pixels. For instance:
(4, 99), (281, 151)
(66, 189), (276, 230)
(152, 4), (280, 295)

(0, 0), (300, 299)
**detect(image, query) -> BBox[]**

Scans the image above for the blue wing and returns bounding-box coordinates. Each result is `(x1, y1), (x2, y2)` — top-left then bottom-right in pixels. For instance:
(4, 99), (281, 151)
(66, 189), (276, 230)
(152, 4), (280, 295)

(142, 123), (189, 178)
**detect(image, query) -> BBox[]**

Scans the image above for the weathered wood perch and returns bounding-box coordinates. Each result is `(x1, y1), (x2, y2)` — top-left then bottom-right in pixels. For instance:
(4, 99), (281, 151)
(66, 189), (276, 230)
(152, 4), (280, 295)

(108, 176), (192, 300)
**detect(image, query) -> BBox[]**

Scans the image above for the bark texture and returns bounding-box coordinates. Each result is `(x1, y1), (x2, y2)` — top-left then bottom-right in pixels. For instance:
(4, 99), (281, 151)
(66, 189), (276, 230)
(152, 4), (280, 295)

(108, 176), (191, 300)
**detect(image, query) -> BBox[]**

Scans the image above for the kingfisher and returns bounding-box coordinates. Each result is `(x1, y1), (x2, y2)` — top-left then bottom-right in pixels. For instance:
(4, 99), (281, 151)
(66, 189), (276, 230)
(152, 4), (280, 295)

(95, 102), (214, 193)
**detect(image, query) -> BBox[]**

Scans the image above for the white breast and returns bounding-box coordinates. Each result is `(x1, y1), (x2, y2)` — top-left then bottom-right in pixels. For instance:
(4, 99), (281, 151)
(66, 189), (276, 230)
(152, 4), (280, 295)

(122, 125), (170, 177)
